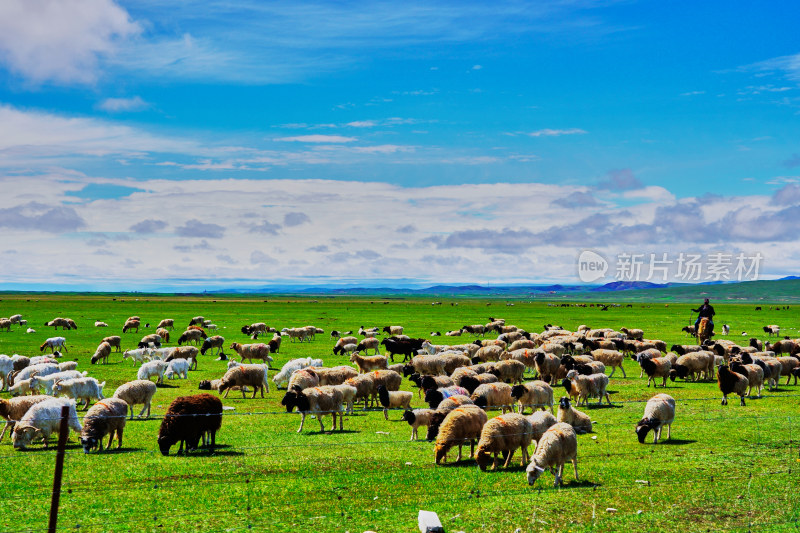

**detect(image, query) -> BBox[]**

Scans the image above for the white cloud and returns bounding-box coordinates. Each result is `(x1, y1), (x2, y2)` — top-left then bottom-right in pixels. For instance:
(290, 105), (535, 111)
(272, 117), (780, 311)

(0, 0), (140, 84)
(523, 128), (588, 137)
(346, 121), (377, 127)
(97, 96), (149, 112)
(274, 135), (357, 143)
(472, 64), (483, 70)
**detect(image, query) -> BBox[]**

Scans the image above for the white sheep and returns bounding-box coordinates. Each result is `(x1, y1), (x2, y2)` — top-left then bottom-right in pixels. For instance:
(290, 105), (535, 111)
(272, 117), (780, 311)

(272, 357), (324, 389)
(137, 360), (168, 385)
(123, 348), (153, 365)
(29, 370), (86, 395)
(12, 398), (83, 449)
(52, 377), (106, 409)
(165, 358), (191, 380)
(376, 384), (413, 420)
(113, 380), (158, 419)
(526, 422), (579, 487)
(635, 394), (675, 444)
(401, 408), (435, 441)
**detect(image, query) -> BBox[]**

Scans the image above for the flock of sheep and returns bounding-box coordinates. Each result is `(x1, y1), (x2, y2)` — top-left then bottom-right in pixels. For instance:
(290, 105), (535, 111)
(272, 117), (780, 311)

(0, 311), (798, 488)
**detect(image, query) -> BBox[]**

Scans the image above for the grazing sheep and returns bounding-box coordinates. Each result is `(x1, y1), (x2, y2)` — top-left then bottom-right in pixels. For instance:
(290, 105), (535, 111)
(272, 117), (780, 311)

(534, 352), (561, 385)
(349, 352), (388, 373)
(188, 316), (205, 327)
(80, 399), (128, 453)
(475, 413), (534, 470)
(526, 422), (579, 487)
(122, 347), (152, 366)
(0, 395), (51, 442)
(718, 365), (749, 406)
(356, 337), (381, 355)
(137, 360), (168, 385)
(91, 342), (113, 365)
(281, 385), (345, 433)
(561, 371), (610, 406)
(157, 319), (174, 330)
(7, 362), (59, 388)
(288, 368), (320, 392)
(589, 349), (626, 378)
(635, 394), (675, 444)
(401, 408), (435, 440)
(165, 358), (191, 380)
(670, 351), (715, 382)
(471, 382), (514, 413)
(620, 327), (644, 341)
(8, 379), (34, 397)
(218, 364), (268, 398)
(113, 380), (157, 419)
(45, 318), (72, 331)
(377, 385), (413, 420)
(383, 325), (404, 336)
(640, 356), (672, 388)
(510, 381), (554, 414)
(406, 355), (447, 377)
(455, 373), (498, 396)
(526, 410), (558, 445)
(272, 358), (324, 389)
(556, 397), (592, 434)
(138, 333), (162, 349)
(241, 322), (267, 336)
(40, 337), (67, 353)
(763, 324), (780, 337)
(200, 336), (225, 356)
(434, 405), (488, 464)
(312, 366), (359, 386)
(776, 355), (800, 385)
(102, 336), (122, 353)
(425, 386), (472, 409)
(473, 345), (505, 363)
(229, 342), (272, 365)
(52, 377), (106, 410)
(488, 359), (526, 384)
(178, 329), (207, 346)
(155, 328), (170, 343)
(12, 398), (82, 449)
(333, 336), (359, 354)
(29, 370), (85, 395)
(730, 359), (764, 398)
(158, 393), (222, 455)
(122, 319), (140, 333)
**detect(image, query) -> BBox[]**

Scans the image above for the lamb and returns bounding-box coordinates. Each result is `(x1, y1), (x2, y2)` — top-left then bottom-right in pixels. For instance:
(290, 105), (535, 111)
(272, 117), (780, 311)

(40, 337), (67, 353)
(470, 382), (514, 413)
(29, 370), (85, 395)
(510, 381), (554, 414)
(102, 336), (122, 352)
(445, 329), (463, 337)
(281, 385), (345, 433)
(165, 358), (191, 380)
(288, 368), (321, 392)
(12, 398), (82, 449)
(718, 365), (749, 406)
(312, 365), (359, 386)
(413, 374), (456, 396)
(178, 328), (207, 345)
(383, 325), (404, 336)
(138, 333), (163, 348)
(333, 336), (359, 354)
(9, 314), (23, 325)
(52, 377), (106, 409)
(589, 349), (626, 378)
(45, 318), (72, 330)
(229, 342), (272, 365)
(158, 393), (222, 455)
(475, 413), (534, 470)
(80, 398), (128, 453)
(526, 422), (579, 487)
(433, 405), (488, 464)
(282, 327), (310, 342)
(377, 384), (413, 420)
(122, 318), (140, 333)
(356, 337), (381, 355)
(556, 397), (592, 434)
(640, 356), (672, 388)
(349, 352), (388, 373)
(268, 333), (282, 354)
(526, 410), (558, 445)
(401, 408), (435, 440)
(91, 342), (113, 365)
(620, 327), (644, 341)
(333, 343), (358, 356)
(166, 346), (200, 370)
(113, 380), (157, 419)
(763, 324), (780, 337)
(776, 355), (800, 385)
(188, 316), (205, 327)
(561, 370), (610, 406)
(157, 319), (174, 330)
(9, 379), (34, 396)
(217, 364), (268, 398)
(635, 394), (675, 444)
(241, 322), (267, 336)
(200, 335), (225, 356)
(137, 360), (168, 384)
(0, 395), (51, 442)
(272, 358), (324, 389)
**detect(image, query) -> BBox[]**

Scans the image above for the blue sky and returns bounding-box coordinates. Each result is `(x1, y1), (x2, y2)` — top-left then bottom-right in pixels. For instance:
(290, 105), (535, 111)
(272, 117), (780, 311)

(0, 0), (799, 289)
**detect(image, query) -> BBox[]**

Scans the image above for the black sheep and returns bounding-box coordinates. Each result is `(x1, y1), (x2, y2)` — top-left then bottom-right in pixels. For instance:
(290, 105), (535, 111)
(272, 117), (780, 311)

(157, 393), (222, 456)
(425, 412), (447, 441)
(717, 366), (748, 406)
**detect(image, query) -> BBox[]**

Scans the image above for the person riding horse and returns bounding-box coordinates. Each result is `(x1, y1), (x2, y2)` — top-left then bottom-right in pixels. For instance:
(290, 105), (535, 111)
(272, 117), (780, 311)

(692, 298), (715, 337)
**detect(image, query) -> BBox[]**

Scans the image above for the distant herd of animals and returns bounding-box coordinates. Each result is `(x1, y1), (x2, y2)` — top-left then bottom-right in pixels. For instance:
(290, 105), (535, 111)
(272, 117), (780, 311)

(0, 311), (798, 488)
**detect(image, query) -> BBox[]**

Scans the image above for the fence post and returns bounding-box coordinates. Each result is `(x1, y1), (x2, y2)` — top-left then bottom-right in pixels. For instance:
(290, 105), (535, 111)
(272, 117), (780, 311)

(48, 404), (70, 533)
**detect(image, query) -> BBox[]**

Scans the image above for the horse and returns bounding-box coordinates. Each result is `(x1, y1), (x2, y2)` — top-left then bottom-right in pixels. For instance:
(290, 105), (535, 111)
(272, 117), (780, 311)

(697, 318), (712, 345)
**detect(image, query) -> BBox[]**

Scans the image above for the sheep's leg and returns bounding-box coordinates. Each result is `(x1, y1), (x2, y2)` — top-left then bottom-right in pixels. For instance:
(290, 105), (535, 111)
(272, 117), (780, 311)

(521, 445), (529, 466)
(411, 428), (416, 441)
(608, 366), (615, 378)
(297, 413), (306, 433)
(572, 458), (579, 482)
(740, 395), (746, 406)
(503, 449), (515, 468)
(456, 444), (463, 462)
(666, 423), (671, 440)
(721, 395), (727, 406)
(223, 388), (231, 399)
(553, 465), (562, 487)
(0, 421), (10, 443)
(383, 408), (389, 421)
(318, 414), (326, 433)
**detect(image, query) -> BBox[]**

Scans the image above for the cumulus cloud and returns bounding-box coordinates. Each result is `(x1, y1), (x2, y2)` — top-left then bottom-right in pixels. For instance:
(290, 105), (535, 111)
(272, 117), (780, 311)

(524, 128), (587, 137)
(772, 184), (800, 206)
(275, 135), (356, 143)
(597, 169), (643, 191)
(0, 202), (85, 233)
(249, 220), (281, 235)
(551, 191), (599, 208)
(397, 225), (417, 234)
(0, 0), (140, 84)
(250, 251), (277, 264)
(129, 219), (167, 234)
(306, 245), (329, 252)
(283, 212), (310, 227)
(175, 219), (225, 239)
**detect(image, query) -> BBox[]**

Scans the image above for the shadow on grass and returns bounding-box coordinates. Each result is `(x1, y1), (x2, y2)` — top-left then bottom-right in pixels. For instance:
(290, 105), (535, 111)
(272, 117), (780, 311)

(156, 383), (179, 389)
(585, 403), (624, 410)
(301, 429), (360, 436)
(657, 438), (697, 446)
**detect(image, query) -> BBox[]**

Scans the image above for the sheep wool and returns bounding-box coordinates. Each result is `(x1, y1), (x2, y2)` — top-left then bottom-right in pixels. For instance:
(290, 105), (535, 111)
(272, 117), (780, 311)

(635, 394), (675, 444)
(526, 422), (579, 487)
(158, 393), (222, 455)
(434, 405), (488, 464)
(12, 398), (82, 449)
(113, 380), (158, 419)
(81, 398), (128, 453)
(475, 413), (534, 471)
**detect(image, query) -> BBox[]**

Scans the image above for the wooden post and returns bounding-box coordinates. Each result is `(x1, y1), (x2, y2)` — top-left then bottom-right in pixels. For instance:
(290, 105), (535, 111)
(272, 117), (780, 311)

(48, 404), (70, 533)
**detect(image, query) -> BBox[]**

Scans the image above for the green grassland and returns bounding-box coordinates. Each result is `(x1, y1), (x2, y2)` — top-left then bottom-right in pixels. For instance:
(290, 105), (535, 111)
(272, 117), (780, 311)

(0, 294), (798, 532)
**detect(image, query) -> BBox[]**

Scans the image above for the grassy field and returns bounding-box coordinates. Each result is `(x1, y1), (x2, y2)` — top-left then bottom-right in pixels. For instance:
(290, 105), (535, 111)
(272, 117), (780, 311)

(0, 294), (798, 533)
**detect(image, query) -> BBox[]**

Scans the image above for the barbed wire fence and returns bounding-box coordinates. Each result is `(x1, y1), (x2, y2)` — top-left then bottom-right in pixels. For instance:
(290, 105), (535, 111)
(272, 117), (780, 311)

(1, 393), (799, 532)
